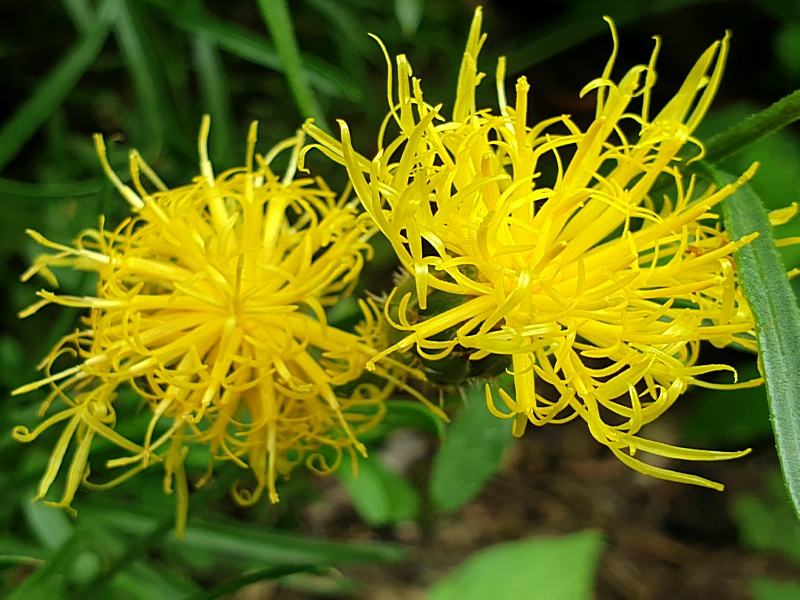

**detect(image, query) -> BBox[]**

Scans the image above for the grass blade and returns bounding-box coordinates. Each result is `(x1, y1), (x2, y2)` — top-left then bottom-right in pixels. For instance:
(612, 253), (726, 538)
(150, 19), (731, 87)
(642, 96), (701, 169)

(498, 0), (723, 75)
(112, 0), (173, 152)
(191, 35), (235, 163)
(143, 0), (359, 101)
(61, 0), (96, 34)
(88, 504), (409, 565)
(187, 565), (327, 600)
(718, 171), (800, 519)
(0, 0), (118, 171)
(0, 178), (103, 198)
(180, 518), (408, 565)
(256, 0), (327, 128)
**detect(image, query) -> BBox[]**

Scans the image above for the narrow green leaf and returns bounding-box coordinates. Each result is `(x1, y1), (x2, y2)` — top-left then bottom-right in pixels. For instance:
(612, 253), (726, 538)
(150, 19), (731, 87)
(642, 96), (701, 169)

(5, 523), (128, 600)
(338, 454), (420, 526)
(107, 567), (199, 600)
(179, 518), (408, 565)
(0, 555), (44, 567)
(0, 0), (117, 171)
(499, 0), (724, 75)
(113, 0), (172, 151)
(62, 0), (96, 34)
(8, 515), (196, 600)
(429, 376), (515, 513)
(0, 178), (103, 199)
(0, 540), (45, 562)
(428, 530), (604, 600)
(301, 0), (371, 55)
(187, 565), (326, 600)
(89, 506), (408, 565)
(5, 527), (86, 600)
(301, 0), (380, 122)
(394, 0), (425, 36)
(73, 513), (177, 600)
(718, 171), (800, 519)
(109, 568), (199, 600)
(191, 34), (234, 163)
(256, 0), (327, 128)
(143, 0), (359, 101)
(23, 499), (73, 550)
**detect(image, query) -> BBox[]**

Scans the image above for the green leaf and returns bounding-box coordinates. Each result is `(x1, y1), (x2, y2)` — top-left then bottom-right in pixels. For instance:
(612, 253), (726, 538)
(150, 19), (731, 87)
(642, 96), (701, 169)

(0, 555), (44, 567)
(0, 0), (117, 171)
(394, 0), (425, 36)
(90, 506), (408, 565)
(109, 564), (200, 600)
(191, 35), (235, 164)
(0, 178), (103, 199)
(359, 400), (447, 443)
(5, 526), (92, 600)
(428, 530), (604, 600)
(719, 173), (800, 519)
(179, 518), (408, 565)
(256, 0), (327, 128)
(112, 0), (174, 152)
(7, 515), (197, 600)
(23, 499), (73, 550)
(429, 376), (515, 513)
(338, 453), (419, 526)
(62, 0), (97, 34)
(143, 0), (359, 101)
(186, 565), (327, 600)
(732, 473), (800, 563)
(751, 577), (800, 600)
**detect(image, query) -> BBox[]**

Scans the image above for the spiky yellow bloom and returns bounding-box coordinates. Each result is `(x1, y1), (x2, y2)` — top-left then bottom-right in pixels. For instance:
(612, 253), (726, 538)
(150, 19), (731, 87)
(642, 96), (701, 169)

(13, 117), (425, 533)
(303, 9), (793, 489)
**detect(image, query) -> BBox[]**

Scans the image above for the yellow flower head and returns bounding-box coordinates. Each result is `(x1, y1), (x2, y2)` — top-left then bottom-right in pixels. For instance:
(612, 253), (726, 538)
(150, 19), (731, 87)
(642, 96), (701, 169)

(13, 117), (418, 533)
(304, 9), (780, 489)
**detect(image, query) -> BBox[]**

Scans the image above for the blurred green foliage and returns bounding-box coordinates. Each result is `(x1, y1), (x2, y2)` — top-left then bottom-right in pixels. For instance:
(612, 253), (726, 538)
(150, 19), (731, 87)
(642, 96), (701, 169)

(428, 530), (604, 600)
(733, 473), (800, 597)
(2, 0), (800, 597)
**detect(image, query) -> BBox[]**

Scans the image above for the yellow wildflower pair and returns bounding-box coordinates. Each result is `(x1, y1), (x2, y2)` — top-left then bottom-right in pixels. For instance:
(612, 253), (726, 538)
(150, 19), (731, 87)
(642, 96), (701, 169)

(15, 7), (797, 525)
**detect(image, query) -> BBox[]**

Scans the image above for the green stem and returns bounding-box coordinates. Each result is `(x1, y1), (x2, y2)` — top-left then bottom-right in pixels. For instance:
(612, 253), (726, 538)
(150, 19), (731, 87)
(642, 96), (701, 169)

(256, 0), (328, 131)
(702, 88), (800, 164)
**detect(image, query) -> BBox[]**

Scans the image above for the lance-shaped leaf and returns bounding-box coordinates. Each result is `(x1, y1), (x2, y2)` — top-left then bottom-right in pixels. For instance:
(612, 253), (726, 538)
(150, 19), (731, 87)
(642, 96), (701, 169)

(719, 170), (800, 519)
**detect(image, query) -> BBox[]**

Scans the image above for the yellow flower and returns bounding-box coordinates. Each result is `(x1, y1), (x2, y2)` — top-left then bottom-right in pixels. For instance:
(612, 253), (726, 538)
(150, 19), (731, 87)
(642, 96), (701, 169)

(13, 117), (426, 534)
(304, 9), (787, 489)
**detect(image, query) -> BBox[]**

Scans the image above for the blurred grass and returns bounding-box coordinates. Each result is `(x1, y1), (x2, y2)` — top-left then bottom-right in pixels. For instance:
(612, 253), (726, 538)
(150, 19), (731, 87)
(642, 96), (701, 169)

(2, 0), (800, 597)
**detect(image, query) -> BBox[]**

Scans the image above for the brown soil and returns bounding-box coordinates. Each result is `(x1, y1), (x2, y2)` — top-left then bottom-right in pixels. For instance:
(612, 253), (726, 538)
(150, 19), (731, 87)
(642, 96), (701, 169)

(257, 417), (800, 600)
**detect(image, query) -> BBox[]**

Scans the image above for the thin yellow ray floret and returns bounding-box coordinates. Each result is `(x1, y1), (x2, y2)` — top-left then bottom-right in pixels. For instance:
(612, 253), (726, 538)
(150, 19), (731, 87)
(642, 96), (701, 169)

(303, 8), (795, 491)
(14, 119), (419, 534)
